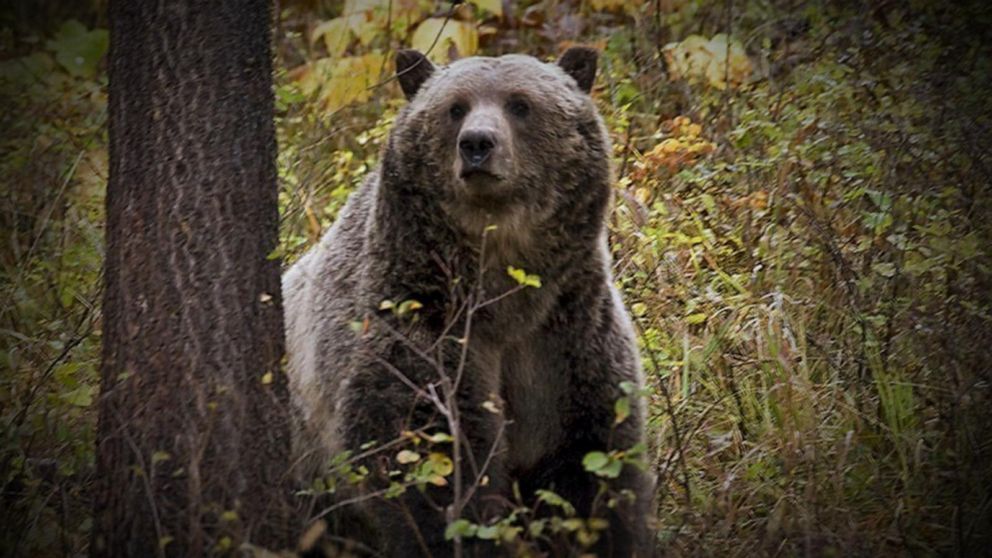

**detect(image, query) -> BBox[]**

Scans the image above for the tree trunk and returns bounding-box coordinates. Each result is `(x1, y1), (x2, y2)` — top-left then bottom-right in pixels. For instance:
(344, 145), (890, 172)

(92, 2), (292, 555)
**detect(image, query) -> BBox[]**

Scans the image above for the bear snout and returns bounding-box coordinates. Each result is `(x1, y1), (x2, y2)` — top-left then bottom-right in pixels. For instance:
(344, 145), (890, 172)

(458, 129), (497, 169)
(454, 102), (511, 181)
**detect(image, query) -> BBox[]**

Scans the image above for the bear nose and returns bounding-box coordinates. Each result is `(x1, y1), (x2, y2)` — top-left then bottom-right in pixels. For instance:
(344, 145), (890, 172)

(458, 130), (497, 168)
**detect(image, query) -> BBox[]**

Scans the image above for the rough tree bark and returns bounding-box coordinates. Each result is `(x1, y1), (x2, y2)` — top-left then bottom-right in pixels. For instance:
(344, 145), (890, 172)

(91, 1), (292, 555)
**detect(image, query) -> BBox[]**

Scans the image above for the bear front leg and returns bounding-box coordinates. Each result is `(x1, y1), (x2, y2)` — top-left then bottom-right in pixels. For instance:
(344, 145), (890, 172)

(521, 419), (652, 558)
(520, 294), (654, 557)
(340, 340), (509, 557)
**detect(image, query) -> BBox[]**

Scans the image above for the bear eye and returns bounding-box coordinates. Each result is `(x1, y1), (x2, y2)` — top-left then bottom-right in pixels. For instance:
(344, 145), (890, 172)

(449, 102), (467, 120)
(507, 98), (530, 118)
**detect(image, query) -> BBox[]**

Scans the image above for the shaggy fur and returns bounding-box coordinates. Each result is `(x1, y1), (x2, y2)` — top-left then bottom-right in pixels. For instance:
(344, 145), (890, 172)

(284, 48), (652, 557)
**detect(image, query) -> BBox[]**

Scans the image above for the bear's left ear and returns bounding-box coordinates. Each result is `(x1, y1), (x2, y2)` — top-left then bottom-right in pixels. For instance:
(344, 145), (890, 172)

(396, 49), (436, 101)
(557, 46), (598, 94)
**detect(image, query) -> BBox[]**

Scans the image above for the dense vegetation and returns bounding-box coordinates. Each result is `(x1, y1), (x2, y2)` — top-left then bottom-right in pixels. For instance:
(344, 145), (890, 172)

(2, 0), (990, 555)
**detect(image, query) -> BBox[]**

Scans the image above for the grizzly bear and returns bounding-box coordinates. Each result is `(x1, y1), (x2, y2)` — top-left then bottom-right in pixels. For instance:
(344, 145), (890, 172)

(283, 47), (652, 557)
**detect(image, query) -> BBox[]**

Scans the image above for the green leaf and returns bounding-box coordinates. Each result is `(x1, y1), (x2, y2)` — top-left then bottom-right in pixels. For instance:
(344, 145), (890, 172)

(535, 489), (576, 516)
(396, 299), (423, 315)
(685, 313), (708, 325)
(528, 519), (546, 537)
(476, 524), (499, 540)
(45, 20), (108, 79)
(534, 490), (575, 516)
(598, 459), (623, 479)
(614, 396), (631, 424)
(62, 384), (94, 407)
(561, 518), (584, 531)
(385, 482), (406, 499)
(582, 451), (610, 472)
(444, 519), (477, 540)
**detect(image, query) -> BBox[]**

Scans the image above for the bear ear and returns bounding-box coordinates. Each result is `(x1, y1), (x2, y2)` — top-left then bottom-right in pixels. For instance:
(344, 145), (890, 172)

(396, 49), (435, 101)
(557, 46), (598, 94)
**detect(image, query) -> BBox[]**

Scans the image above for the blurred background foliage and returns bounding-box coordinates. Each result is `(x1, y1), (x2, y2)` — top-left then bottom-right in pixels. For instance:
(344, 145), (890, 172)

(2, 0), (990, 555)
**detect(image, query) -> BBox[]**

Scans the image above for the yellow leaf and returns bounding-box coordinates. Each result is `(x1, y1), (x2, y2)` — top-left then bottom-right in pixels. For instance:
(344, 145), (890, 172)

(705, 60), (728, 90)
(656, 138), (682, 154)
(427, 474), (448, 486)
(469, 0), (503, 17)
(349, 13), (380, 46)
(423, 431), (454, 443)
(411, 18), (478, 63)
(311, 17), (351, 58)
(663, 34), (751, 89)
(396, 299), (422, 315)
(427, 452), (454, 476)
(396, 449), (421, 464)
(344, 0), (424, 39)
(634, 187), (651, 204)
(507, 266), (542, 288)
(296, 53), (386, 114)
(290, 60), (322, 97)
(330, 53), (385, 111)
(261, 372), (273, 385)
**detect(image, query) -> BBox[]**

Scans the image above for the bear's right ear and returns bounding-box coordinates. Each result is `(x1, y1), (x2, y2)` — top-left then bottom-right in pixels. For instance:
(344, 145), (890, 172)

(396, 49), (435, 101)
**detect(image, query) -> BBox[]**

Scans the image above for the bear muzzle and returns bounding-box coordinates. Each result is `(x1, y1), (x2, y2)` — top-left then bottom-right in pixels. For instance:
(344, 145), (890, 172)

(455, 103), (511, 183)
(458, 129), (498, 172)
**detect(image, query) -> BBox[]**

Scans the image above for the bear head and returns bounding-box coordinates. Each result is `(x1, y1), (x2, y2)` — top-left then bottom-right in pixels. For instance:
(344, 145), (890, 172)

(383, 47), (611, 245)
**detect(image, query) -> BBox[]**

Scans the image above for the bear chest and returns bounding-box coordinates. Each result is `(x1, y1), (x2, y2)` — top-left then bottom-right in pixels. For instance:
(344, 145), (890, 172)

(500, 335), (565, 471)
